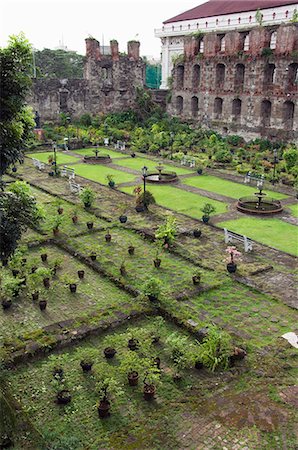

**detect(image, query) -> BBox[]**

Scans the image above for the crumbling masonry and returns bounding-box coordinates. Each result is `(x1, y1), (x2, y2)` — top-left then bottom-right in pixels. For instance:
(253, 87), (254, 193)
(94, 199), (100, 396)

(168, 23), (298, 141)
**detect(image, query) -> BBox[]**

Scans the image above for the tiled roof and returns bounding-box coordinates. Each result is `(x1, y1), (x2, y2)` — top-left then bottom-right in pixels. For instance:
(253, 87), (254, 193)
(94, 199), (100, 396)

(163, 0), (298, 23)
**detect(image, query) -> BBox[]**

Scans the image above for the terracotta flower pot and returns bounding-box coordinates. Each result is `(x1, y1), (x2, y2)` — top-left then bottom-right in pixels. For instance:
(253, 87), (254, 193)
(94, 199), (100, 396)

(80, 360), (93, 372)
(43, 277), (50, 288)
(53, 228), (59, 236)
(57, 207), (64, 215)
(72, 216), (78, 224)
(143, 384), (156, 401)
(41, 253), (48, 262)
(87, 221), (94, 230)
(78, 270), (85, 279)
(192, 275), (201, 285)
(128, 371), (139, 386)
(128, 338), (139, 351)
(227, 263), (237, 273)
(56, 389), (71, 405)
(154, 258), (161, 268)
(128, 246), (135, 255)
(193, 229), (202, 238)
(104, 347), (116, 359)
(32, 292), (39, 301)
(2, 299), (12, 310)
(90, 254), (97, 261)
(97, 400), (110, 418)
(119, 215), (127, 223)
(39, 299), (47, 311)
(69, 283), (77, 293)
(105, 233), (112, 242)
(12, 269), (20, 277)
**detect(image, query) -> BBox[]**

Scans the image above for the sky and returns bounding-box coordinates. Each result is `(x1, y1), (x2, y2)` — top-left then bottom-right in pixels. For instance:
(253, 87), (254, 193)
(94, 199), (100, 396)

(0, 0), (205, 58)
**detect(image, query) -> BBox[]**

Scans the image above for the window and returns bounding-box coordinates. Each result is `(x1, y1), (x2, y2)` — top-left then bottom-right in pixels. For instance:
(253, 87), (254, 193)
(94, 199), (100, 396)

(220, 36), (226, 52)
(215, 63), (226, 87)
(283, 101), (294, 129)
(176, 65), (185, 89)
(199, 40), (204, 53)
(188, 24), (190, 29)
(196, 23), (199, 29)
(244, 34), (250, 51)
(214, 97), (223, 117)
(192, 64), (201, 88)
(261, 100), (272, 127)
(176, 96), (183, 114)
(249, 15), (252, 23)
(238, 17), (241, 24)
(228, 18), (231, 25)
(270, 32), (277, 50)
(232, 99), (242, 117)
(191, 96), (199, 117)
(264, 64), (276, 86)
(216, 19), (219, 25)
(287, 63), (298, 88)
(285, 10), (289, 18)
(235, 64), (245, 89)
(205, 21), (208, 28)
(273, 12), (276, 20)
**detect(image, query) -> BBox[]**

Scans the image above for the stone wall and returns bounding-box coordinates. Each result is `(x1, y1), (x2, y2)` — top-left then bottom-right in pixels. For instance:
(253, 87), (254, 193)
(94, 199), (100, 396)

(168, 23), (298, 141)
(29, 38), (146, 122)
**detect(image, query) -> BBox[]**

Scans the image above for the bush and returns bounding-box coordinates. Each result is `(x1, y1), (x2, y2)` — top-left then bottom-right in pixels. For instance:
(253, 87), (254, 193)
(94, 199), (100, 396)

(197, 325), (232, 371)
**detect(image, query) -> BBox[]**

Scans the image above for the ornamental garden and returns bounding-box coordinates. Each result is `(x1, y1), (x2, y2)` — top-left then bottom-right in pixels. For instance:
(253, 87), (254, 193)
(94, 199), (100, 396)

(0, 110), (297, 450)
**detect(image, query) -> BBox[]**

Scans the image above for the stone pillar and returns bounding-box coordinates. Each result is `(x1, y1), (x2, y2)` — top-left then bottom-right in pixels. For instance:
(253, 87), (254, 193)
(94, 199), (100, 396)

(85, 38), (101, 60)
(275, 24), (298, 56)
(203, 33), (221, 57)
(127, 40), (140, 60)
(160, 37), (170, 89)
(249, 27), (271, 56)
(110, 40), (119, 61)
(184, 36), (199, 61)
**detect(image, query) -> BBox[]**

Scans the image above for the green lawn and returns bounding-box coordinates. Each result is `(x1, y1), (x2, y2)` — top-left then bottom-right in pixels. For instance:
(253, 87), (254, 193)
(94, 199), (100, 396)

(218, 217), (298, 256)
(69, 163), (136, 185)
(73, 148), (127, 159)
(288, 203), (298, 218)
(121, 185), (228, 219)
(27, 152), (78, 165)
(183, 174), (288, 200)
(113, 157), (195, 175)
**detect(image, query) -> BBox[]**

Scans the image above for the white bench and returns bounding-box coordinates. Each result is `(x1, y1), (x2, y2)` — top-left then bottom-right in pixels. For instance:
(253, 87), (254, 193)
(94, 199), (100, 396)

(32, 158), (45, 170)
(61, 166), (75, 180)
(224, 228), (253, 252)
(69, 180), (81, 195)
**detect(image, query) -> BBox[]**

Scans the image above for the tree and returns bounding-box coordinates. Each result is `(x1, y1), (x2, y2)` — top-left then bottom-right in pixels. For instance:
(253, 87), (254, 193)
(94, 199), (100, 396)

(0, 34), (34, 181)
(34, 48), (84, 79)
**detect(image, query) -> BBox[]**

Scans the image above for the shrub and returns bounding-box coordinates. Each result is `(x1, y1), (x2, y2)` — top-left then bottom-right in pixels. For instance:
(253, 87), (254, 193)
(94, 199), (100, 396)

(197, 325), (232, 371)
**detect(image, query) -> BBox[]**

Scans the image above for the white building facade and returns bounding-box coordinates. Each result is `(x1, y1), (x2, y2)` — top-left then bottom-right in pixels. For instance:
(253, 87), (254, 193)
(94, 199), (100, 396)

(155, 1), (298, 88)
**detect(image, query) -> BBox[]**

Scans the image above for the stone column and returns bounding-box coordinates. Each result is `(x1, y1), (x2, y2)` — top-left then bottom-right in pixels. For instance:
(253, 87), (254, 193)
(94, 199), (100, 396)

(127, 41), (140, 60)
(160, 37), (170, 89)
(110, 40), (119, 61)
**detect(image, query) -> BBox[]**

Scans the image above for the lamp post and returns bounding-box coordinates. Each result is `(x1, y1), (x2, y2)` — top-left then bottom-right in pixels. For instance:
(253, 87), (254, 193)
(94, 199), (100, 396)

(272, 148), (278, 185)
(170, 132), (174, 158)
(52, 142), (58, 176)
(142, 166), (148, 209)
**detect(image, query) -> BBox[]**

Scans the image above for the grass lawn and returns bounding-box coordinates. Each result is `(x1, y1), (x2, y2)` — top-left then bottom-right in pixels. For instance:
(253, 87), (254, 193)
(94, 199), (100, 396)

(113, 157), (195, 175)
(27, 152), (78, 165)
(183, 174), (288, 200)
(288, 203), (298, 218)
(120, 185), (228, 219)
(73, 148), (127, 159)
(217, 217), (298, 256)
(69, 163), (136, 185)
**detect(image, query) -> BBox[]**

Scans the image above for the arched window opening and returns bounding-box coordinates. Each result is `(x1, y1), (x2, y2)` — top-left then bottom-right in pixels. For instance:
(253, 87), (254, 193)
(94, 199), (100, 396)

(216, 19), (219, 25)
(273, 12), (276, 19)
(228, 18), (231, 25)
(283, 101), (294, 129)
(238, 17), (241, 24)
(264, 64), (276, 86)
(249, 15), (252, 23)
(270, 31), (277, 50)
(261, 100), (272, 127)
(285, 10), (289, 18)
(214, 97), (223, 117)
(176, 96), (183, 114)
(199, 39), (204, 53)
(216, 63), (225, 88)
(220, 35), (226, 52)
(287, 63), (298, 88)
(235, 64), (245, 90)
(191, 96), (199, 117)
(244, 34), (250, 51)
(232, 99), (242, 117)
(205, 21), (208, 28)
(176, 65), (184, 90)
(192, 64), (201, 88)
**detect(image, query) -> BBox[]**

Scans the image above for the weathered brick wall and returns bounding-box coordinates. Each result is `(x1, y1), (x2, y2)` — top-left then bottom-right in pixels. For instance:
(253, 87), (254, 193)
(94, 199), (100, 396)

(29, 38), (146, 122)
(168, 23), (298, 141)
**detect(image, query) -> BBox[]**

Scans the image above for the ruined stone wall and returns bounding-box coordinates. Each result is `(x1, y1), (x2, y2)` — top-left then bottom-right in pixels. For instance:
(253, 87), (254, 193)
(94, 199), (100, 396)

(168, 24), (298, 141)
(29, 38), (146, 122)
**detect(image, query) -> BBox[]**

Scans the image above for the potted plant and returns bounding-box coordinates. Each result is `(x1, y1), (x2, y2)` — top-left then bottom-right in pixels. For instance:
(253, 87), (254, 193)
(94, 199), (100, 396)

(77, 269), (85, 280)
(143, 277), (162, 302)
(139, 190), (156, 210)
(155, 214), (177, 247)
(193, 229), (202, 238)
(51, 376), (71, 405)
(86, 221), (94, 230)
(61, 274), (78, 293)
(78, 348), (98, 372)
(39, 299), (47, 311)
(128, 244), (135, 255)
(54, 198), (64, 215)
(133, 186), (144, 212)
(105, 228), (112, 242)
(147, 316), (165, 345)
(192, 272), (201, 285)
(80, 186), (95, 208)
(106, 174), (115, 188)
(40, 247), (48, 262)
(103, 347), (117, 359)
(120, 351), (142, 386)
(71, 207), (79, 224)
(120, 260), (127, 277)
(197, 325), (232, 372)
(50, 257), (63, 276)
(119, 204), (128, 223)
(50, 214), (64, 236)
(197, 165), (203, 175)
(94, 371), (124, 418)
(90, 252), (97, 261)
(0, 275), (23, 309)
(143, 365), (160, 401)
(35, 267), (52, 289)
(200, 203), (216, 223)
(153, 239), (163, 268)
(27, 271), (44, 301)
(225, 246), (242, 273)
(30, 256), (40, 274)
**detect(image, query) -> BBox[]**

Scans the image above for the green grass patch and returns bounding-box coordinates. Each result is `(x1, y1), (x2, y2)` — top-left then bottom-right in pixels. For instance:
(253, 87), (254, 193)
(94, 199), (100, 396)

(288, 203), (298, 218)
(113, 157), (194, 175)
(183, 175), (288, 200)
(74, 147), (127, 159)
(218, 217), (298, 256)
(69, 163), (136, 185)
(27, 151), (78, 165)
(120, 185), (228, 219)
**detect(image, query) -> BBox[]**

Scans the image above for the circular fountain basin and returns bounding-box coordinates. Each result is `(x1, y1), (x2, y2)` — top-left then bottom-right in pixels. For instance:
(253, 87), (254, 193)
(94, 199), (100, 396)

(83, 155), (111, 164)
(237, 196), (283, 215)
(146, 171), (178, 184)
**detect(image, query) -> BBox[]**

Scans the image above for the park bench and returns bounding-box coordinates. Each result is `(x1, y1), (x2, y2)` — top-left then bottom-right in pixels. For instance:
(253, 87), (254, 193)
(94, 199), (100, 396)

(69, 180), (81, 195)
(61, 166), (75, 180)
(181, 156), (195, 168)
(32, 158), (45, 170)
(224, 228), (253, 252)
(114, 140), (126, 151)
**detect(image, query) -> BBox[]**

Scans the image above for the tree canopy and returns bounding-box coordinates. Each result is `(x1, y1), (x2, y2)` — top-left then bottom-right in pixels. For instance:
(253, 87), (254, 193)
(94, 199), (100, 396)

(34, 48), (84, 79)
